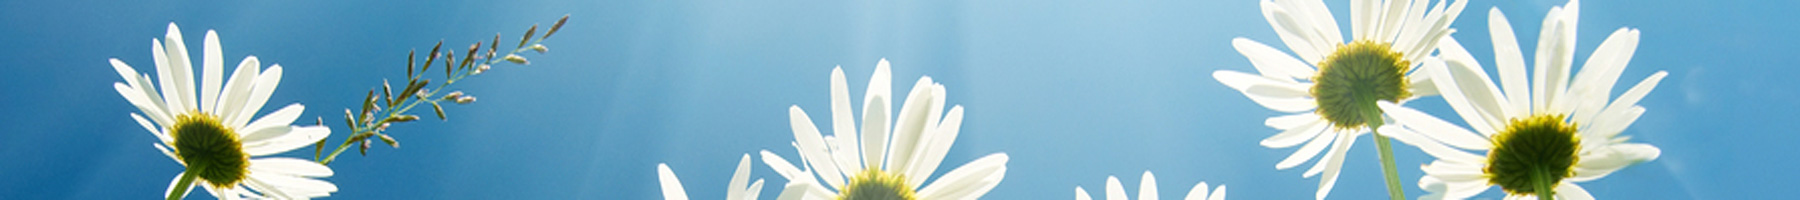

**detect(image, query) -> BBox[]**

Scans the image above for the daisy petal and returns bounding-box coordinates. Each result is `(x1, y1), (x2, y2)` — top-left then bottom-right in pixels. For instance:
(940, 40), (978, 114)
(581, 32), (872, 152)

(241, 125), (329, 156)
(1273, 122), (1332, 169)
(241, 103), (304, 132)
(1262, 119), (1326, 149)
(907, 106), (964, 187)
(657, 163), (689, 200)
(861, 59), (893, 169)
(1183, 182), (1209, 200)
(788, 106), (844, 188)
(760, 150), (807, 180)
(1264, 113), (1319, 130)
(888, 77), (939, 174)
(201, 30), (223, 113)
(1487, 8), (1532, 116)
(1105, 175), (1126, 200)
(1554, 182), (1595, 200)
(918, 153), (1007, 199)
(165, 172), (197, 199)
(216, 56), (259, 123)
(827, 67), (863, 174)
(1311, 130), (1353, 200)
(1377, 102), (1491, 150)
(1139, 171), (1159, 200)
(727, 154), (751, 200)
(1259, 1), (1323, 64)
(1233, 38), (1316, 80)
(230, 64), (282, 128)
(1213, 71), (1317, 112)
(249, 157), (333, 177)
(162, 23), (197, 113)
(1076, 186), (1092, 200)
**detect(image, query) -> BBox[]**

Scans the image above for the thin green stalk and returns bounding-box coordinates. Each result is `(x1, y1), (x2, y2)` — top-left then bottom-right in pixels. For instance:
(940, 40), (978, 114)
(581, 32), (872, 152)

(166, 172), (196, 200)
(1365, 102), (1405, 200)
(317, 43), (541, 165)
(1535, 167), (1555, 200)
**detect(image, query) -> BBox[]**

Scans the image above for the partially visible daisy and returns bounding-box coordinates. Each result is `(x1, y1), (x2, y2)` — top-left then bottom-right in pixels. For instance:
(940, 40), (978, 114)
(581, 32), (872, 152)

(1374, 1), (1666, 199)
(109, 23), (336, 199)
(658, 154), (767, 200)
(762, 59), (1009, 200)
(1074, 171), (1226, 200)
(1210, 0), (1467, 199)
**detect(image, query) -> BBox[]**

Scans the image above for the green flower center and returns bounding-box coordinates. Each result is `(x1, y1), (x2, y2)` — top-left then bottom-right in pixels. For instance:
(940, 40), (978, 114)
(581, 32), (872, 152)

(1484, 114), (1581, 196)
(171, 112), (250, 188)
(1311, 40), (1413, 129)
(838, 169), (917, 200)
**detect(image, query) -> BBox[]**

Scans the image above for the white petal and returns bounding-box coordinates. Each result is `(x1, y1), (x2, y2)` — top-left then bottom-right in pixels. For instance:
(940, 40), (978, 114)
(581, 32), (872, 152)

(761, 150), (807, 180)
(1570, 143), (1660, 182)
(1076, 187), (1093, 200)
(1554, 182), (1595, 200)
(1350, 0), (1375, 40)
(201, 30), (223, 113)
(246, 170), (337, 198)
(657, 163), (690, 200)
(242, 125), (329, 156)
(162, 23), (197, 113)
(1139, 171), (1159, 200)
(1377, 125), (1484, 163)
(1264, 113), (1319, 130)
(1260, 1), (1323, 64)
(1377, 102), (1491, 150)
(1207, 185), (1226, 200)
(887, 77), (939, 174)
(788, 106), (844, 188)
(1105, 176), (1126, 200)
(1274, 122), (1332, 169)
(249, 157), (334, 177)
(1591, 71), (1666, 135)
(918, 153), (1008, 199)
(216, 56), (260, 123)
(1262, 119), (1326, 149)
(116, 83), (173, 130)
(1212, 70), (1317, 112)
(1487, 8), (1532, 116)
(1425, 56), (1503, 135)
(230, 64), (282, 128)
(1311, 129), (1354, 200)
(774, 180), (817, 200)
(1182, 182), (1209, 200)
(1569, 28), (1642, 123)
(862, 59), (893, 169)
(828, 67), (863, 174)
(1232, 38), (1316, 81)
(728, 154), (752, 200)
(744, 179), (766, 200)
(906, 106), (964, 187)
(241, 103), (303, 132)
(131, 113), (171, 143)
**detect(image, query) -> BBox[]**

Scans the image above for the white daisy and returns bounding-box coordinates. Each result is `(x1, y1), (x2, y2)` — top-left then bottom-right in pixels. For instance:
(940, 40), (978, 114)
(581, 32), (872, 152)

(109, 23), (336, 199)
(658, 154), (767, 200)
(1210, 0), (1467, 199)
(761, 59), (1009, 200)
(1374, 1), (1665, 199)
(1073, 171), (1226, 200)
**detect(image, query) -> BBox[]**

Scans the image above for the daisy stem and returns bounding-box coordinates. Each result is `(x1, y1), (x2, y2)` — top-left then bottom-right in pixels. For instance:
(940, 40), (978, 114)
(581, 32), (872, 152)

(1365, 103), (1405, 200)
(316, 41), (546, 165)
(1534, 166), (1554, 200)
(166, 171), (196, 200)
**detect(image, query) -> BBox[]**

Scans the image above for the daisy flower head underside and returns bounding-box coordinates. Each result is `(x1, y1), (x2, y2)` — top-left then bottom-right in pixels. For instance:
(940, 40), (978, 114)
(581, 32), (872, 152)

(1373, 1), (1667, 199)
(761, 59), (1009, 200)
(110, 23), (336, 199)
(1073, 171), (1226, 200)
(658, 154), (767, 200)
(1210, 0), (1466, 199)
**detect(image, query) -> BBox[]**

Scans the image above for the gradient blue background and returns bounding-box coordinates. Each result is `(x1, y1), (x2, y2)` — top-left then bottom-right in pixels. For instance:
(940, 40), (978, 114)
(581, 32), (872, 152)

(0, 0), (1789, 199)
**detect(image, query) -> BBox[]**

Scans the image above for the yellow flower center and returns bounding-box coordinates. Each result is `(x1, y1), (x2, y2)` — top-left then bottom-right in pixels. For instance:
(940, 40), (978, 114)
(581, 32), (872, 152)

(170, 112), (250, 188)
(1484, 114), (1581, 196)
(1311, 40), (1413, 129)
(838, 169), (917, 200)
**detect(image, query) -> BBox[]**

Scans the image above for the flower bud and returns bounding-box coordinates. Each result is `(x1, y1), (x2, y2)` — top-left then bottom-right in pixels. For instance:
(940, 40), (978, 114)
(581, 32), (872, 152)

(530, 44), (548, 54)
(456, 96), (478, 104)
(503, 54), (530, 65)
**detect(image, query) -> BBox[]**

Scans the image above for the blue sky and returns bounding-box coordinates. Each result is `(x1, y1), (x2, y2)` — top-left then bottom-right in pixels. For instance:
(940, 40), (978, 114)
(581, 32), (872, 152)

(1, 0), (1794, 199)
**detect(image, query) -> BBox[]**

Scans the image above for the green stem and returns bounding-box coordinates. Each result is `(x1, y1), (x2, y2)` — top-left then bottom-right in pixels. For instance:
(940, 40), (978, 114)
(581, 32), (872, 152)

(166, 172), (196, 200)
(1374, 133), (1405, 200)
(1365, 102), (1405, 200)
(1534, 167), (1555, 200)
